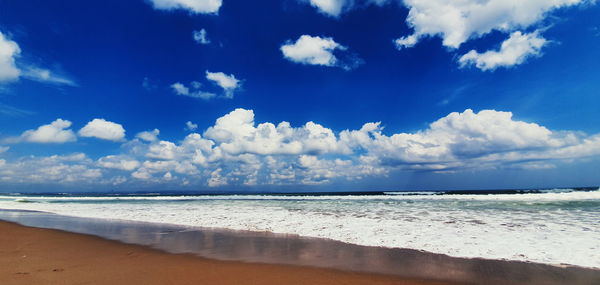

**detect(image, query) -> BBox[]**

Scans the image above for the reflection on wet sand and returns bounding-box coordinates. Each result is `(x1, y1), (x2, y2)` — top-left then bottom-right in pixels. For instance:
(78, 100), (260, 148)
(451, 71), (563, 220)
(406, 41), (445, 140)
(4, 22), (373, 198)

(1, 209), (598, 285)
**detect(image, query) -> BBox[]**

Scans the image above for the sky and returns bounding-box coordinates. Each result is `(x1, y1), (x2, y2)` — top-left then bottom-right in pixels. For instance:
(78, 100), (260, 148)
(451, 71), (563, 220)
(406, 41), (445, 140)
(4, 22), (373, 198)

(0, 0), (599, 192)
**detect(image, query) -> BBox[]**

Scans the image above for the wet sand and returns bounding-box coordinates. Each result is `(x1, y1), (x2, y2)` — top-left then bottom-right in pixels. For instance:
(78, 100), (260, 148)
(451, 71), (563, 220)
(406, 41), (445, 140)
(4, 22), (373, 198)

(1, 210), (599, 285)
(0, 221), (451, 285)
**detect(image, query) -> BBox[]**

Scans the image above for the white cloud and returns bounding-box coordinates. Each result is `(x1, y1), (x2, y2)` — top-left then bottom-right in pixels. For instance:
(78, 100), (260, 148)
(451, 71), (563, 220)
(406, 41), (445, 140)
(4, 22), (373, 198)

(148, 0), (222, 14)
(205, 71), (240, 98)
(281, 35), (340, 66)
(459, 31), (547, 71)
(395, 0), (586, 49)
(205, 71), (238, 90)
(308, 0), (348, 17)
(79, 119), (126, 142)
(207, 168), (227, 187)
(304, 0), (392, 17)
(185, 121), (198, 131)
(281, 35), (362, 70)
(0, 146), (9, 154)
(171, 82), (189, 95)
(147, 140), (179, 160)
(136, 129), (160, 142)
(16, 119), (77, 143)
(22, 67), (76, 86)
(193, 29), (210, 44)
(98, 155), (140, 171)
(131, 169), (152, 180)
(172, 71), (241, 100)
(170, 81), (215, 100)
(0, 31), (21, 82)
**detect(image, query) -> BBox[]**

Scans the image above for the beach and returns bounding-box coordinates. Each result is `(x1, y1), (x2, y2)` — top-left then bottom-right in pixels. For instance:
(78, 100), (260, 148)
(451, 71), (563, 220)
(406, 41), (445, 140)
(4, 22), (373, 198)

(2, 208), (600, 285)
(0, 221), (451, 285)
(1, 190), (599, 268)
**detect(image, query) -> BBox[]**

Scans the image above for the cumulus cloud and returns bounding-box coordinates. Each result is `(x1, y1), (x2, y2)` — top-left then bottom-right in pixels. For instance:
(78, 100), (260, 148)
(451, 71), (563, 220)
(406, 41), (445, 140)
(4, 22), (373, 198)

(185, 121), (198, 131)
(136, 129), (160, 142)
(171, 82), (189, 95)
(205, 71), (240, 98)
(304, 0), (392, 17)
(281, 35), (340, 66)
(193, 29), (210, 44)
(171, 82), (216, 99)
(3, 108), (600, 187)
(0, 31), (21, 82)
(281, 35), (362, 70)
(146, 140), (179, 160)
(79, 119), (126, 141)
(171, 71), (241, 99)
(395, 0), (586, 49)
(98, 155), (140, 171)
(148, 0), (222, 14)
(308, 0), (348, 17)
(203, 108), (344, 155)
(339, 109), (585, 171)
(11, 119), (77, 143)
(459, 31), (547, 71)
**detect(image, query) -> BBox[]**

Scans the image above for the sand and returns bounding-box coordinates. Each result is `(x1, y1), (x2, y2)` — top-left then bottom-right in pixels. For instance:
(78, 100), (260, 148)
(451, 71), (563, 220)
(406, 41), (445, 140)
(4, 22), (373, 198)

(0, 221), (452, 285)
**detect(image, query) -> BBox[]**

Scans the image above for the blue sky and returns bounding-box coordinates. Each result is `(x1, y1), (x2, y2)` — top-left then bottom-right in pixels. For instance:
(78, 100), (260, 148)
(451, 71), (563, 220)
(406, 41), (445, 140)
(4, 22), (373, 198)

(0, 0), (599, 192)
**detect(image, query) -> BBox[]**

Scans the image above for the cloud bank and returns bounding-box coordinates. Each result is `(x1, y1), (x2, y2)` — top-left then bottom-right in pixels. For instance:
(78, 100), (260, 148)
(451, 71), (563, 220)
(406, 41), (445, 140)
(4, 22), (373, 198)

(2, 108), (600, 188)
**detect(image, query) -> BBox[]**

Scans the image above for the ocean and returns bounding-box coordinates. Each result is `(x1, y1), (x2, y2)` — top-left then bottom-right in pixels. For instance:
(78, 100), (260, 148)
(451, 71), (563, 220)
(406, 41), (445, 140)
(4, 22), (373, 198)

(1, 187), (599, 268)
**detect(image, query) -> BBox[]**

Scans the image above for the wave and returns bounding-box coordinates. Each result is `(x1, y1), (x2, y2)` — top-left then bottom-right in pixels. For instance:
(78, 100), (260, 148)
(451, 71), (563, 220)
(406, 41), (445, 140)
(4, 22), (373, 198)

(1, 187), (599, 203)
(14, 198), (38, 203)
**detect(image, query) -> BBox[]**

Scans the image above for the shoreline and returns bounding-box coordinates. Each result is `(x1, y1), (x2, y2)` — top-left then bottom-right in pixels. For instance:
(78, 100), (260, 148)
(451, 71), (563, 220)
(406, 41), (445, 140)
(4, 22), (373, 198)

(1, 207), (598, 271)
(0, 221), (449, 285)
(2, 190), (599, 269)
(2, 209), (600, 284)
